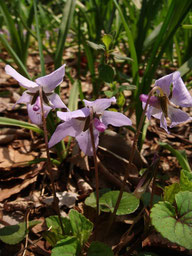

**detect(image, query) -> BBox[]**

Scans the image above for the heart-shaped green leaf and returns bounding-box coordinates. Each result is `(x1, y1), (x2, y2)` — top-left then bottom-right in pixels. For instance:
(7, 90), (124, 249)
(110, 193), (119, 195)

(69, 209), (93, 247)
(180, 169), (192, 191)
(87, 241), (114, 256)
(0, 220), (40, 245)
(85, 189), (111, 208)
(46, 215), (72, 236)
(151, 191), (192, 249)
(51, 236), (80, 256)
(163, 183), (180, 204)
(99, 191), (140, 215)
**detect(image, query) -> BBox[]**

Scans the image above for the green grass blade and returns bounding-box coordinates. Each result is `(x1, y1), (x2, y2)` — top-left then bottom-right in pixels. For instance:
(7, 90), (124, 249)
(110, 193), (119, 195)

(54, 0), (76, 68)
(0, 0), (22, 58)
(0, 34), (31, 78)
(178, 56), (192, 77)
(113, 0), (138, 82)
(0, 117), (43, 135)
(68, 80), (79, 111)
(34, 0), (45, 76)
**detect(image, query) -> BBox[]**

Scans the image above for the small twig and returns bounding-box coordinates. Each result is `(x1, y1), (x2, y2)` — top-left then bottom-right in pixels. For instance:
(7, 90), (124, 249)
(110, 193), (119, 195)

(22, 210), (30, 256)
(98, 145), (129, 164)
(97, 156), (130, 192)
(89, 108), (100, 216)
(39, 87), (64, 235)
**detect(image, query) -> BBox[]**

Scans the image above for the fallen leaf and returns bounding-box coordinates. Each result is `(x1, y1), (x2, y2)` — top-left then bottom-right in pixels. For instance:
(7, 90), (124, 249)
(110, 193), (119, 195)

(42, 191), (78, 208)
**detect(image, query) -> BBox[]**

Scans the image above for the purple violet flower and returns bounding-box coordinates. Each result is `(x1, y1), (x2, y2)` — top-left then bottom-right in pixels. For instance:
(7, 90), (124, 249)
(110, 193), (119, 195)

(48, 97), (132, 156)
(140, 71), (192, 133)
(5, 64), (68, 125)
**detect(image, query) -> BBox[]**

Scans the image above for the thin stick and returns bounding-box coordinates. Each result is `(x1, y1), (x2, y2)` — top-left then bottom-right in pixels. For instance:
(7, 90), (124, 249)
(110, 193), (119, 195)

(106, 87), (159, 233)
(39, 87), (64, 235)
(89, 109), (100, 216)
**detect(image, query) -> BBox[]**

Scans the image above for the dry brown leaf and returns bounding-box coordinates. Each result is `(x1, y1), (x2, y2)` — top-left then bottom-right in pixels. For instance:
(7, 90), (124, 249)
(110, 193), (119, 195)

(0, 169), (39, 201)
(0, 145), (37, 168)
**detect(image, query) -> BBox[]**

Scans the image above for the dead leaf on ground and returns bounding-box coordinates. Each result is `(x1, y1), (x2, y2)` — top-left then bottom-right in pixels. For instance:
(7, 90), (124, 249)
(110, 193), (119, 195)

(0, 168), (39, 201)
(0, 145), (37, 168)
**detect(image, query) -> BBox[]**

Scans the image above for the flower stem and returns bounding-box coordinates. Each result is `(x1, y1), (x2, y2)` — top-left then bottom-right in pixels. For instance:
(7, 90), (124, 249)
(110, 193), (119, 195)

(89, 109), (100, 216)
(106, 87), (158, 233)
(39, 87), (64, 235)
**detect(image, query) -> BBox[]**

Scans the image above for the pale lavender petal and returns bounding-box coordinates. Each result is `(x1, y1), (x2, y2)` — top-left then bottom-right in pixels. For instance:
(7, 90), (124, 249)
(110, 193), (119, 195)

(15, 91), (32, 105)
(102, 111), (132, 127)
(76, 128), (99, 156)
(168, 106), (192, 128)
(155, 72), (179, 96)
(48, 119), (82, 148)
(171, 76), (192, 107)
(57, 107), (90, 121)
(27, 103), (51, 125)
(5, 65), (38, 91)
(150, 107), (162, 119)
(48, 93), (68, 109)
(160, 114), (169, 133)
(35, 64), (66, 93)
(83, 97), (116, 114)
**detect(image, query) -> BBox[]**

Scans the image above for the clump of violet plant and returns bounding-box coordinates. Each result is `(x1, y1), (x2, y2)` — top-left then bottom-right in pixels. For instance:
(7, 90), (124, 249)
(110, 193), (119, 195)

(48, 97), (132, 155)
(140, 71), (192, 132)
(5, 64), (68, 125)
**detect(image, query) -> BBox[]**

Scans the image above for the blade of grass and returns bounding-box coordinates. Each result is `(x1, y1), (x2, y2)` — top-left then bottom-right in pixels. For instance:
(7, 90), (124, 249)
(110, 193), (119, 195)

(0, 34), (31, 78)
(113, 0), (139, 83)
(0, 117), (43, 135)
(54, 0), (76, 68)
(0, 0), (22, 58)
(34, 0), (45, 76)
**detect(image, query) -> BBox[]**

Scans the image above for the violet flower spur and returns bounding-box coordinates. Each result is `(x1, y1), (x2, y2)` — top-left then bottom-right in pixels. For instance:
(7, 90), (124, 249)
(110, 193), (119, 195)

(140, 71), (192, 133)
(48, 97), (132, 156)
(5, 64), (68, 125)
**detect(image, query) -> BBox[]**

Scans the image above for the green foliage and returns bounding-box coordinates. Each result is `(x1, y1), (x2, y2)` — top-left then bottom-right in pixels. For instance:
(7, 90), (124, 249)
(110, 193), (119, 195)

(0, 117), (43, 135)
(54, 0), (76, 68)
(51, 237), (80, 256)
(151, 191), (192, 250)
(69, 209), (93, 247)
(85, 190), (140, 215)
(164, 169), (192, 203)
(44, 211), (93, 255)
(87, 41), (105, 51)
(85, 188), (111, 208)
(0, 220), (40, 245)
(163, 183), (180, 204)
(98, 64), (114, 83)
(180, 169), (192, 191)
(102, 34), (113, 51)
(68, 80), (80, 111)
(87, 241), (114, 256)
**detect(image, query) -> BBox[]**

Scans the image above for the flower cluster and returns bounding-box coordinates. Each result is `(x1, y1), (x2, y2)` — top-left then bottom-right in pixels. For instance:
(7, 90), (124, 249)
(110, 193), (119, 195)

(49, 97), (132, 156)
(140, 71), (192, 133)
(5, 64), (68, 125)
(6, 64), (192, 156)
